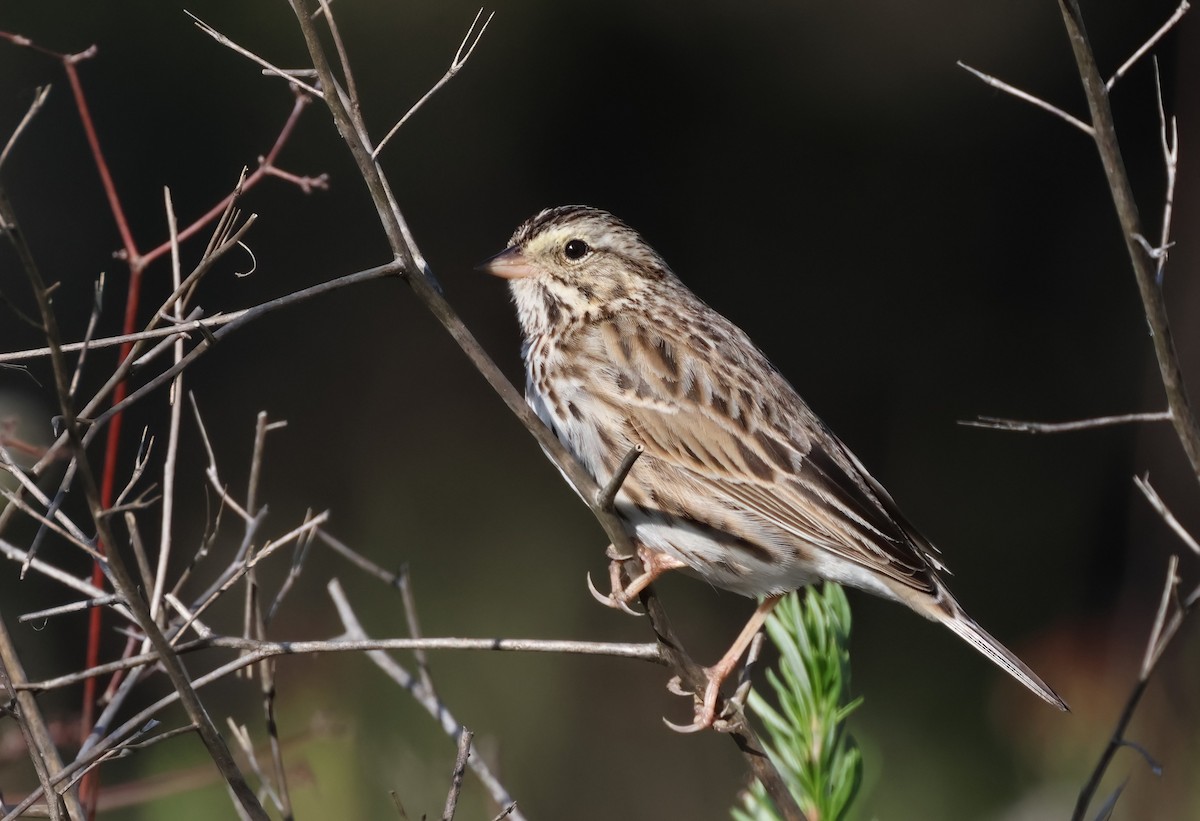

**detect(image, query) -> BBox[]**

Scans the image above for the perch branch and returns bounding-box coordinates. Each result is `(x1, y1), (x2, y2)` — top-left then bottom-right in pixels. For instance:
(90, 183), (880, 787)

(962, 411), (1171, 433)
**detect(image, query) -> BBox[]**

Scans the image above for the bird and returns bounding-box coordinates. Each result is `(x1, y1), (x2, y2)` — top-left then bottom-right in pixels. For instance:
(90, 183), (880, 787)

(480, 204), (1067, 731)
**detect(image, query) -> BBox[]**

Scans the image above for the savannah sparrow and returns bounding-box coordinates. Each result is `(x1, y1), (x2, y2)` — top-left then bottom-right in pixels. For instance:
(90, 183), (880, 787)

(482, 205), (1067, 731)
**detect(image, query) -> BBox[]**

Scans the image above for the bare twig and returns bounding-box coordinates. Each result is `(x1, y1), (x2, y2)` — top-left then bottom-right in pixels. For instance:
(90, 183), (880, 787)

(67, 275), (105, 400)
(259, 658), (293, 820)
(0, 537), (114, 603)
(0, 613), (82, 821)
(317, 529), (403, 586)
(19, 595), (124, 624)
(0, 84), (51, 172)
(0, 180), (268, 820)
(961, 411), (1171, 433)
(0, 444), (92, 548)
(150, 187), (186, 622)
(1071, 558), (1194, 821)
(1056, 0), (1200, 486)
(328, 581), (529, 821)
(372, 9), (494, 159)
(6, 258), (401, 502)
(1, 491), (106, 561)
(442, 729), (473, 821)
(177, 512), (330, 639)
(398, 566), (436, 699)
(596, 444), (644, 511)
(1105, 1), (1191, 91)
(226, 720), (284, 813)
(188, 13), (323, 98)
(20, 633), (664, 692)
(283, 0), (638, 566)
(957, 61), (1095, 136)
(0, 314), (240, 363)
(1149, 57), (1179, 286)
(1133, 475), (1200, 556)
(265, 508), (314, 625)
(314, 0), (361, 124)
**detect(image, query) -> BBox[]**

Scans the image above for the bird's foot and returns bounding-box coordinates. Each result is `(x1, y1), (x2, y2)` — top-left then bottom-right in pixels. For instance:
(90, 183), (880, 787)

(661, 595), (783, 733)
(663, 669), (741, 734)
(585, 545), (685, 616)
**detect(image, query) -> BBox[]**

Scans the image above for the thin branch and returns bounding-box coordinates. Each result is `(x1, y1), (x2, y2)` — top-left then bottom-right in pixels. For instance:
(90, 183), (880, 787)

(1140, 556), (1180, 677)
(176, 512), (330, 639)
(328, 581), (528, 821)
(285, 0), (636, 564)
(596, 444), (644, 512)
(961, 411), (1171, 433)
(226, 720), (284, 813)
(67, 274), (105, 400)
(398, 566), (436, 699)
(187, 13), (323, 99)
(442, 729), (473, 821)
(1133, 475), (1200, 556)
(20, 633), (665, 692)
(0, 613), (82, 821)
(135, 95), (320, 270)
(19, 595), (124, 624)
(259, 658), (293, 820)
(0, 312), (238, 364)
(1, 491), (106, 562)
(4, 258), (402, 510)
(957, 61), (1095, 136)
(17, 212), (259, 482)
(0, 180), (268, 820)
(0, 537), (116, 604)
(1105, 1), (1191, 91)
(0, 444), (92, 546)
(265, 508), (314, 625)
(1149, 57), (1179, 286)
(1057, 0), (1200, 487)
(372, 9), (494, 159)
(149, 187), (186, 622)
(316, 529), (402, 586)
(314, 0), (361, 126)
(1071, 558), (1193, 821)
(0, 85), (51, 174)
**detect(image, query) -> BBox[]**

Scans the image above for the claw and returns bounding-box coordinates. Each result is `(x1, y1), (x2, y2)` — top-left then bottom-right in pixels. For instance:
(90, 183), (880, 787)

(663, 673), (722, 734)
(663, 715), (709, 734)
(585, 571), (609, 605)
(585, 571), (642, 616)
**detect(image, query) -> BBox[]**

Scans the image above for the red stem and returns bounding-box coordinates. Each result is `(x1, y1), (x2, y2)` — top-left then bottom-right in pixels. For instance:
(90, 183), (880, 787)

(64, 59), (140, 266)
(1, 32), (318, 814)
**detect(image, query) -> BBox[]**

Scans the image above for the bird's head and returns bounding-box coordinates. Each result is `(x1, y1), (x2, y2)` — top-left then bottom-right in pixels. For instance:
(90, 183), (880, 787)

(480, 205), (675, 337)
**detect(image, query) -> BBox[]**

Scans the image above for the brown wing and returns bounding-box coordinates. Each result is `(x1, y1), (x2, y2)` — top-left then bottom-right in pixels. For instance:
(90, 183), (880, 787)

(586, 311), (943, 595)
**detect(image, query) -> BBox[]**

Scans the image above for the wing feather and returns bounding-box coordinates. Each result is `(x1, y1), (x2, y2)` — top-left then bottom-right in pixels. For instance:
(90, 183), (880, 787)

(587, 313), (942, 596)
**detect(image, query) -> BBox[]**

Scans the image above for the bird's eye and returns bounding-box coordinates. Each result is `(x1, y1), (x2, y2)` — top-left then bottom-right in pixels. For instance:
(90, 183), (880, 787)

(564, 239), (590, 260)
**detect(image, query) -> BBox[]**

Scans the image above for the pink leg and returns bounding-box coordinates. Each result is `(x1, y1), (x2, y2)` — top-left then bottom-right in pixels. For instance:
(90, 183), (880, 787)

(665, 594), (784, 733)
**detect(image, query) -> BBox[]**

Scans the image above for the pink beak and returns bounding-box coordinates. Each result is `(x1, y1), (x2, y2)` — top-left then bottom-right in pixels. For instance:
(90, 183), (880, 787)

(477, 246), (537, 280)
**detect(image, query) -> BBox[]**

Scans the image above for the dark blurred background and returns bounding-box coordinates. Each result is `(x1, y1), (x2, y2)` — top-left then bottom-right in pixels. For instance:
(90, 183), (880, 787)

(1, 1), (1198, 818)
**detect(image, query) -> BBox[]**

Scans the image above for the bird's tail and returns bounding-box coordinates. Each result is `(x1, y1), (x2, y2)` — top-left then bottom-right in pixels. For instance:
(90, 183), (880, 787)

(935, 601), (1068, 711)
